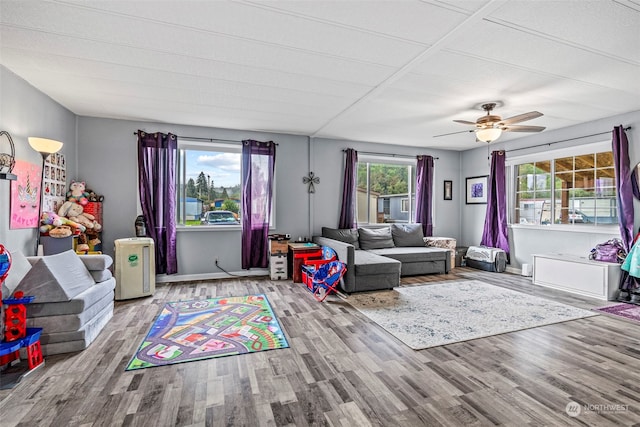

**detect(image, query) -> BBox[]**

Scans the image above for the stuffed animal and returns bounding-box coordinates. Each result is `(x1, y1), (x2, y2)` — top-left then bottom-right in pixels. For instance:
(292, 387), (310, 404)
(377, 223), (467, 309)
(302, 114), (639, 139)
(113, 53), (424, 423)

(49, 225), (72, 238)
(54, 216), (86, 233)
(40, 211), (86, 234)
(58, 201), (100, 231)
(76, 233), (90, 252)
(41, 211), (59, 226)
(66, 181), (89, 206)
(86, 189), (104, 202)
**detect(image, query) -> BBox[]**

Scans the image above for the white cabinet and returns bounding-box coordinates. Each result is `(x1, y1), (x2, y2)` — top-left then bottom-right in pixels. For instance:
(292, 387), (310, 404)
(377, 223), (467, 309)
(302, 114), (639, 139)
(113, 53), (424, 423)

(532, 254), (621, 300)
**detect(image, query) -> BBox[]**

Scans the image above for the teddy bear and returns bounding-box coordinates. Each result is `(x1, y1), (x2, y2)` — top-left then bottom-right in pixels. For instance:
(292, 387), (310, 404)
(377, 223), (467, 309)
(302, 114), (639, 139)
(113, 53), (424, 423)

(85, 188), (104, 202)
(58, 201), (101, 231)
(66, 181), (89, 206)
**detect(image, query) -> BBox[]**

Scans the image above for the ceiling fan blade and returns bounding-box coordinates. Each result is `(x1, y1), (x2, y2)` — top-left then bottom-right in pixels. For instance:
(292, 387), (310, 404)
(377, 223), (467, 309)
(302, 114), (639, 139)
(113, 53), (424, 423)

(433, 129), (474, 138)
(502, 125), (546, 132)
(453, 120), (477, 126)
(499, 111), (543, 125)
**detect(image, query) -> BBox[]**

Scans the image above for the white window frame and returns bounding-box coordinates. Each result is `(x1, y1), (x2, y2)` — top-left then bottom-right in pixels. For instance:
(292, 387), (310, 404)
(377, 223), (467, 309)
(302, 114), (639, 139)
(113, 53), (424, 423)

(357, 154), (416, 224)
(401, 198), (409, 213)
(176, 139), (244, 231)
(507, 140), (618, 233)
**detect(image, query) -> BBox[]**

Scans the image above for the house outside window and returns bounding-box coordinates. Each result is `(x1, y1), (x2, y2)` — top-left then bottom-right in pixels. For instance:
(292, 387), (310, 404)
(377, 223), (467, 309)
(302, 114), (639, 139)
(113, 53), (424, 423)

(357, 155), (416, 224)
(177, 140), (242, 227)
(510, 141), (617, 227)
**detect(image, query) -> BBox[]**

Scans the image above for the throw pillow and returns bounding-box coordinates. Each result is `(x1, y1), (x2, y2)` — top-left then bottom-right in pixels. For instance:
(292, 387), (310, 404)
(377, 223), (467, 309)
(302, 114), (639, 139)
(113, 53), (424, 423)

(358, 227), (395, 250)
(322, 227), (360, 249)
(1, 250), (33, 297)
(391, 223), (425, 247)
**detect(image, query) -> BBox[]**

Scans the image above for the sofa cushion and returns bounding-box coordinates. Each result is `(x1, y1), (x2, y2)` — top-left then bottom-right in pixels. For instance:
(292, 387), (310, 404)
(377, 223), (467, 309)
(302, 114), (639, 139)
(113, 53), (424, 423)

(27, 292), (114, 332)
(16, 250), (96, 303)
(358, 227), (395, 250)
(369, 247), (449, 264)
(89, 269), (113, 283)
(322, 227), (360, 249)
(78, 254), (113, 270)
(354, 250), (400, 276)
(391, 224), (425, 247)
(2, 250), (32, 296)
(39, 303), (114, 356)
(27, 277), (115, 317)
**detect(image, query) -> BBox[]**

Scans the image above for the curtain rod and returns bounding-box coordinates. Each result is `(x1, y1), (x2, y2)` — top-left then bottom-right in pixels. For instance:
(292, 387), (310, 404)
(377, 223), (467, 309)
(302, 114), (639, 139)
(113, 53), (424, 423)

(344, 149), (439, 160)
(133, 131), (278, 145)
(505, 126), (631, 154)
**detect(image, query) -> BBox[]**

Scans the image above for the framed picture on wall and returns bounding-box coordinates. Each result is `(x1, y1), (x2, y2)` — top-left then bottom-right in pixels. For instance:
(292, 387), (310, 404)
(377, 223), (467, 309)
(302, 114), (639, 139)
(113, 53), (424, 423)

(444, 180), (452, 200)
(465, 175), (488, 204)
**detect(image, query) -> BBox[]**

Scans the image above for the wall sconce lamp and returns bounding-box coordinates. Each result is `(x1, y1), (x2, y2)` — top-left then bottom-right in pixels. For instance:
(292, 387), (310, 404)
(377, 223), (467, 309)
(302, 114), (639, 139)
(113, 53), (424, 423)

(0, 131), (17, 180)
(475, 127), (503, 143)
(28, 137), (64, 255)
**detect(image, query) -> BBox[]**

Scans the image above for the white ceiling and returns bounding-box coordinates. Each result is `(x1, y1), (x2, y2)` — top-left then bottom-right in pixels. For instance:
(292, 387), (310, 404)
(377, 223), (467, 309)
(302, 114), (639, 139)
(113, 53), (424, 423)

(1, 0), (639, 150)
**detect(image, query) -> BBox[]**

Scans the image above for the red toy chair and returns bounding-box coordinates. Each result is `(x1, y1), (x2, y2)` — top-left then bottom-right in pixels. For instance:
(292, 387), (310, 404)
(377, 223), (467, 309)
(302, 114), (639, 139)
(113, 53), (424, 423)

(309, 261), (346, 302)
(301, 246), (337, 290)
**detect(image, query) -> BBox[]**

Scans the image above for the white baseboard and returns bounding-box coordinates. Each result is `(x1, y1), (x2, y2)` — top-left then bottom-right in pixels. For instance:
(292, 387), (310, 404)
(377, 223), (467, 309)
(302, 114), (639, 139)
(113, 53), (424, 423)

(155, 269), (269, 284)
(505, 265), (529, 276)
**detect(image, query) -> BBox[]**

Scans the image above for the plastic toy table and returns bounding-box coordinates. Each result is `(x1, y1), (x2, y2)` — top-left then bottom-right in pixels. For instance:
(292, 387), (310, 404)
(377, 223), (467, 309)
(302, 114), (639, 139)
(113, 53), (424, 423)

(288, 242), (322, 283)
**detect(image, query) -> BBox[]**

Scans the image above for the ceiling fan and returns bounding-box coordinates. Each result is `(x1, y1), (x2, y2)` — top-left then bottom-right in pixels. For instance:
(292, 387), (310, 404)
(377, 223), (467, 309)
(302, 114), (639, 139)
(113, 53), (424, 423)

(436, 102), (546, 143)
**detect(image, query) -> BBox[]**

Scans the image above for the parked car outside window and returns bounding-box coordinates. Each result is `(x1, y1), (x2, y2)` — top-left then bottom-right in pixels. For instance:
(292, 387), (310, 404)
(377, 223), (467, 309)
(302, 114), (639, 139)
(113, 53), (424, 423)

(201, 210), (239, 225)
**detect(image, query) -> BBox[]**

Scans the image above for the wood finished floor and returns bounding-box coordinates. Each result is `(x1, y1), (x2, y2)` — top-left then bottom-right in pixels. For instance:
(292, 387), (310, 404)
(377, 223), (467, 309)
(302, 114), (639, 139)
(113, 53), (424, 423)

(2, 268), (640, 427)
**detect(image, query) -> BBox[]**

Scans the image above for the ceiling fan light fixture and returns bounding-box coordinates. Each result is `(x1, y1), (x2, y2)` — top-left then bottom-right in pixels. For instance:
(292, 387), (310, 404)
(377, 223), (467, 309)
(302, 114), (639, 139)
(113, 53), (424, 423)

(475, 127), (502, 143)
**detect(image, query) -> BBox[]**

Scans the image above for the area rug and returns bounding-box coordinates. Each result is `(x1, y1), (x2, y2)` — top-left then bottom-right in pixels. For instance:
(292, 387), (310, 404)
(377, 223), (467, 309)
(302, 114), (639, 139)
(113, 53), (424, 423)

(346, 280), (597, 350)
(126, 294), (289, 370)
(594, 303), (640, 323)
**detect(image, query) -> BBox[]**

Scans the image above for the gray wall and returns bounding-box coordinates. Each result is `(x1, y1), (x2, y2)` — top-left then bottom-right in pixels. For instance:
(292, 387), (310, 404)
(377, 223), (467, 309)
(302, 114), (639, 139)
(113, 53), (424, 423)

(0, 66), (77, 256)
(75, 121), (462, 278)
(460, 110), (640, 271)
(76, 117), (311, 276)
(310, 137), (461, 240)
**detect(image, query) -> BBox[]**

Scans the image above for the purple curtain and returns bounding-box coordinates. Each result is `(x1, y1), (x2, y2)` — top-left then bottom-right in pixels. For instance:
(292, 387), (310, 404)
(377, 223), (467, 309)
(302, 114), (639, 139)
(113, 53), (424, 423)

(338, 149), (358, 229)
(612, 125), (635, 252)
(480, 150), (510, 260)
(241, 139), (276, 269)
(137, 130), (177, 274)
(415, 155), (434, 236)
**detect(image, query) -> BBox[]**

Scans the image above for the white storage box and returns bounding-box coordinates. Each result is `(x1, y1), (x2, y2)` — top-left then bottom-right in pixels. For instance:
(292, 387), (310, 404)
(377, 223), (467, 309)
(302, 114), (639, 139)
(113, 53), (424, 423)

(269, 253), (288, 280)
(114, 237), (155, 300)
(466, 245), (507, 273)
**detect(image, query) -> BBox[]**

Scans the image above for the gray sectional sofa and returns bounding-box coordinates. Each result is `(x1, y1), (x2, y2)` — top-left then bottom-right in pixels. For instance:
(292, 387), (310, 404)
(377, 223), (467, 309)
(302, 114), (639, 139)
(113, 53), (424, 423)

(313, 224), (451, 294)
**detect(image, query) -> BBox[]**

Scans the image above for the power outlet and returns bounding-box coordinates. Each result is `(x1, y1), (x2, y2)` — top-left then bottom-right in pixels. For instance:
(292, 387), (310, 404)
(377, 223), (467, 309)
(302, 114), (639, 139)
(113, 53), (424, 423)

(214, 256), (219, 264)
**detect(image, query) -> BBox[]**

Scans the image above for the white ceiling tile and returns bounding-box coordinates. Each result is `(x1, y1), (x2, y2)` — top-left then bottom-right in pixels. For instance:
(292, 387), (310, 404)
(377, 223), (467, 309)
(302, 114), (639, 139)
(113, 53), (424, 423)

(1, 48), (357, 110)
(445, 20), (640, 92)
(489, 0), (640, 62)
(0, 25), (393, 87)
(3, 1), (424, 67)
(240, 0), (472, 44)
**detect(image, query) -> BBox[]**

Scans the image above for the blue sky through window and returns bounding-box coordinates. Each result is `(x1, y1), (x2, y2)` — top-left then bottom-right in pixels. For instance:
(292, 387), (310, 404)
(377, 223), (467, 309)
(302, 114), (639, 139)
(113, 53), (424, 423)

(185, 150), (241, 188)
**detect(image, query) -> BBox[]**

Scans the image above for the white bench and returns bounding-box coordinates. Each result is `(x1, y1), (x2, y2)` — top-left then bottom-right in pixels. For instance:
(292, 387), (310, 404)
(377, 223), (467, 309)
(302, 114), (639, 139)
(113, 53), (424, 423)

(532, 253), (621, 300)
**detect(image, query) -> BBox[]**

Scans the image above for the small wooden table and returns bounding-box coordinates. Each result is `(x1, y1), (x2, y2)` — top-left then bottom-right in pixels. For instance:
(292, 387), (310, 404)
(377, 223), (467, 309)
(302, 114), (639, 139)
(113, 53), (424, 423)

(288, 242), (322, 283)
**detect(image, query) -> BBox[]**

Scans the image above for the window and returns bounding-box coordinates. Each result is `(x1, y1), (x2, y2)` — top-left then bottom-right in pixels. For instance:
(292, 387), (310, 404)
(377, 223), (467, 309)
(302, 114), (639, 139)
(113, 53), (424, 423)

(177, 141), (241, 227)
(510, 142), (617, 227)
(357, 156), (416, 224)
